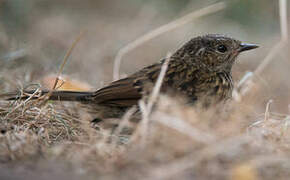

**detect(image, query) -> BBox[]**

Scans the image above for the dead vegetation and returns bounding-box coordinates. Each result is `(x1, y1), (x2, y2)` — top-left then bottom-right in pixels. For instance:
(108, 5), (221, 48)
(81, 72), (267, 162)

(0, 0), (290, 179)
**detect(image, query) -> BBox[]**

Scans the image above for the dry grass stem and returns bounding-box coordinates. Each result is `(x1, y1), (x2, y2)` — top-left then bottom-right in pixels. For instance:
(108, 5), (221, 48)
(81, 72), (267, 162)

(135, 54), (170, 146)
(4, 88), (41, 119)
(0, 1), (289, 179)
(264, 99), (273, 122)
(51, 31), (86, 91)
(280, 0), (288, 41)
(147, 53), (171, 112)
(138, 100), (150, 146)
(113, 2), (227, 80)
(36, 31), (86, 106)
(113, 106), (137, 137)
(237, 0), (288, 98)
(255, 0), (288, 74)
(153, 112), (216, 144)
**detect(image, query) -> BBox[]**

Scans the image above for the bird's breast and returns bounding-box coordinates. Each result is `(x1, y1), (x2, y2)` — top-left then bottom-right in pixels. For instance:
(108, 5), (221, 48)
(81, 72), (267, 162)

(212, 72), (233, 100)
(189, 71), (233, 107)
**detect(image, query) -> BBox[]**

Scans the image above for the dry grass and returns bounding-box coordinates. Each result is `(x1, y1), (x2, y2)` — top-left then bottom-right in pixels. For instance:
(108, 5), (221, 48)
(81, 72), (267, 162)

(0, 0), (290, 180)
(1, 91), (290, 180)
(113, 2), (226, 80)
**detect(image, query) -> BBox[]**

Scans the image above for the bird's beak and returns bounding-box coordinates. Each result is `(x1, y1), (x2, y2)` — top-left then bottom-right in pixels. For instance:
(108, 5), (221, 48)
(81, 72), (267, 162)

(238, 43), (259, 52)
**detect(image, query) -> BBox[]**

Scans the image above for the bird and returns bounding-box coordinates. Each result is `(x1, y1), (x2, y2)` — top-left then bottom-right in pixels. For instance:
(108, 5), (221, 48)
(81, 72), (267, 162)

(1, 34), (258, 120)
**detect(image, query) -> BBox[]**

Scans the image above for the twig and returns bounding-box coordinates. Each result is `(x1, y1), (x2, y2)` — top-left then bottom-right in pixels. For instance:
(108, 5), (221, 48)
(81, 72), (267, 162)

(113, 2), (227, 80)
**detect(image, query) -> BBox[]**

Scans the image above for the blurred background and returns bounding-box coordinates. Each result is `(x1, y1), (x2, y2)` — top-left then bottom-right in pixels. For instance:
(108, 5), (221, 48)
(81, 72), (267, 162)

(0, 0), (288, 112)
(1, 1), (290, 179)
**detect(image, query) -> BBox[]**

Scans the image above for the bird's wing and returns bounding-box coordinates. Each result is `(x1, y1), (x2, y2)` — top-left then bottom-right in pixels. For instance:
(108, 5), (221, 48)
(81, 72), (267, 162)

(92, 62), (163, 107)
(92, 77), (143, 107)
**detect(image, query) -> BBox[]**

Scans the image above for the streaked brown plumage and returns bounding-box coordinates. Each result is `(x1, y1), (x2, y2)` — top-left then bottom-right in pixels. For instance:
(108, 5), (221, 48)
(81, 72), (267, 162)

(1, 34), (258, 119)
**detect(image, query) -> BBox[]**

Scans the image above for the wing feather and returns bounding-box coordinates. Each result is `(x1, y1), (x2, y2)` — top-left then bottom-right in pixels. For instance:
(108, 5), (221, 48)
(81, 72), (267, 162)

(93, 77), (142, 106)
(92, 61), (163, 107)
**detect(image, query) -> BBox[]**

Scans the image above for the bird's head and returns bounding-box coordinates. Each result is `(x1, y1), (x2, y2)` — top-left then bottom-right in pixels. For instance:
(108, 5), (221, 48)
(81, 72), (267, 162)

(174, 34), (259, 72)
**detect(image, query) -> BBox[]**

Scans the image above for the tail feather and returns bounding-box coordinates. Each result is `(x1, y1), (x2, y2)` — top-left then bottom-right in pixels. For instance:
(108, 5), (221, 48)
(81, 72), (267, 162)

(0, 90), (95, 102)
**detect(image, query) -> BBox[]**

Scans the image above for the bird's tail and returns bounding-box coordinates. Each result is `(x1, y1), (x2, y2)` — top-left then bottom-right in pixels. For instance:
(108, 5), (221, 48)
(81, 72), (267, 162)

(0, 90), (95, 102)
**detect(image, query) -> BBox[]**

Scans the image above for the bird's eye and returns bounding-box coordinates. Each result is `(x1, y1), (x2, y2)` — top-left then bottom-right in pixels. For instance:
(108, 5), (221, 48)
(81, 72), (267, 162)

(217, 45), (227, 53)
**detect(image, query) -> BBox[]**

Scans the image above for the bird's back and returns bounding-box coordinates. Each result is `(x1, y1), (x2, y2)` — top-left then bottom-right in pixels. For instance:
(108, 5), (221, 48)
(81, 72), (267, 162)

(90, 58), (233, 108)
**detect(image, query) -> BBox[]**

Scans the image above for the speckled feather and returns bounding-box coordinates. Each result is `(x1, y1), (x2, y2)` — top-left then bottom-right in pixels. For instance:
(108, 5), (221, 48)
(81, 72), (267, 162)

(89, 34), (242, 107)
(1, 34), (258, 119)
